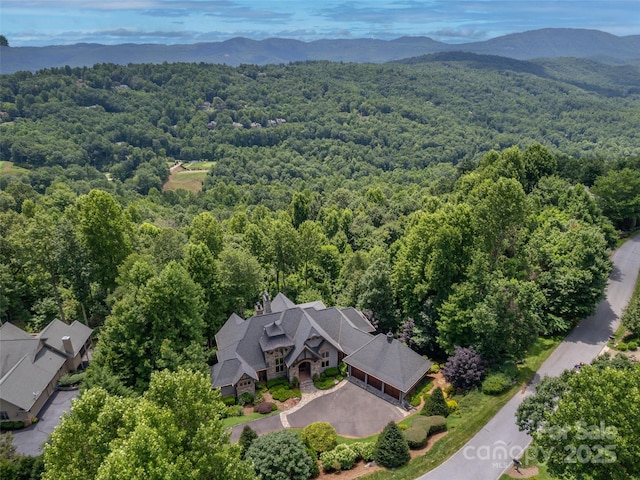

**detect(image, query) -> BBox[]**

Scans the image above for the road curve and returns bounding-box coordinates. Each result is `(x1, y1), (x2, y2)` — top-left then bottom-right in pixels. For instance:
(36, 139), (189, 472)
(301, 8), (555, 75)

(418, 234), (640, 480)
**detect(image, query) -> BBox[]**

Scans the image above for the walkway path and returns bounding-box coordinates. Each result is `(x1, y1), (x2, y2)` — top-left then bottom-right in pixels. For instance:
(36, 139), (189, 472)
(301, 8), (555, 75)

(418, 234), (640, 480)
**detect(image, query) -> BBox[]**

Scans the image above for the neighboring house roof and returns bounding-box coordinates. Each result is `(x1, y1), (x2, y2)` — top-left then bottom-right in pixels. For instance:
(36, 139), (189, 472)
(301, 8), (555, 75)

(38, 319), (92, 356)
(211, 294), (377, 388)
(0, 320), (93, 412)
(343, 333), (433, 394)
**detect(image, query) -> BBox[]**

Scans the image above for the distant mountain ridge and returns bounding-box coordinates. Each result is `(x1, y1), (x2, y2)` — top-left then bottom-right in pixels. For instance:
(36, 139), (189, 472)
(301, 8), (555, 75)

(1, 28), (639, 74)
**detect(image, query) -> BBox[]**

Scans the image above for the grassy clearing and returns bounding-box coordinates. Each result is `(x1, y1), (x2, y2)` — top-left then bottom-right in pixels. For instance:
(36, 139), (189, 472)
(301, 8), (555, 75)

(183, 161), (216, 170)
(0, 161), (29, 176)
(360, 336), (561, 480)
(163, 170), (208, 192)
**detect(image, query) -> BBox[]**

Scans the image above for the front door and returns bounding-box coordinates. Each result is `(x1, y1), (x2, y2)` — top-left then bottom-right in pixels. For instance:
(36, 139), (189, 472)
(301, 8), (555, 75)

(298, 361), (312, 381)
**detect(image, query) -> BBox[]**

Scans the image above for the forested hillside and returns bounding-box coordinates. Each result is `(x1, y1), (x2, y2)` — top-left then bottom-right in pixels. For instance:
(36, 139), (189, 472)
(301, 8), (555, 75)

(1, 57), (640, 394)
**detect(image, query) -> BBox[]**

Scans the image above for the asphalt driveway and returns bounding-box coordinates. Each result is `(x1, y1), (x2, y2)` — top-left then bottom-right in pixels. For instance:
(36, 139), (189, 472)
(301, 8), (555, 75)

(11, 389), (79, 456)
(230, 381), (406, 442)
(286, 381), (405, 438)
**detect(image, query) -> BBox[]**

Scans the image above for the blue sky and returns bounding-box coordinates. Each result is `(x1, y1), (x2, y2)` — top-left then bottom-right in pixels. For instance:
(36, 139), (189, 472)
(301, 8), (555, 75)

(1, 1), (638, 47)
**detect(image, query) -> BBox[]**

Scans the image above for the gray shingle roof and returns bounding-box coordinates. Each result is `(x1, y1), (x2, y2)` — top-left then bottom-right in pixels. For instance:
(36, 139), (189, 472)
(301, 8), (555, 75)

(38, 319), (92, 356)
(344, 334), (433, 393)
(210, 294), (430, 395)
(1, 320), (93, 412)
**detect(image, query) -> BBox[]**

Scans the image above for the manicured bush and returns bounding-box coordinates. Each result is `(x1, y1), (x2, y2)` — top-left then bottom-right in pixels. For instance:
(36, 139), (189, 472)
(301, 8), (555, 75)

(313, 377), (335, 390)
(238, 425), (258, 459)
(320, 444), (358, 472)
(481, 372), (512, 395)
(246, 430), (315, 480)
(423, 415), (448, 434)
(270, 386), (301, 402)
(404, 425), (429, 449)
(441, 346), (487, 391)
(253, 391), (264, 404)
(429, 362), (440, 373)
(239, 392), (254, 405)
(422, 387), (449, 417)
(305, 444), (320, 478)
(302, 422), (338, 454)
(373, 421), (410, 469)
(254, 401), (276, 414)
(267, 377), (291, 389)
(0, 421), (25, 430)
(323, 367), (340, 378)
(351, 441), (376, 462)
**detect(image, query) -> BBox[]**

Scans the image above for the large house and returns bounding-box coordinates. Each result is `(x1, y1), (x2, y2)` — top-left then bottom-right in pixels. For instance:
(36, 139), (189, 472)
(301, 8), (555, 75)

(0, 319), (92, 424)
(211, 293), (432, 406)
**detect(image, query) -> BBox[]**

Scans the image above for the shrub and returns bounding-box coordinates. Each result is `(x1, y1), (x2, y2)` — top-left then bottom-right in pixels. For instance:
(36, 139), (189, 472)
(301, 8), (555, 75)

(266, 377), (291, 389)
(373, 422), (410, 469)
(254, 401), (276, 414)
(351, 441), (376, 462)
(246, 430), (315, 480)
(429, 362), (440, 373)
(224, 405), (243, 418)
(222, 395), (236, 406)
(0, 421), (25, 431)
(422, 387), (449, 417)
(441, 346), (487, 391)
(423, 415), (448, 434)
(320, 444), (358, 472)
(58, 371), (86, 387)
(239, 392), (254, 405)
(443, 385), (455, 398)
(404, 425), (429, 449)
(481, 372), (512, 395)
(323, 367), (340, 378)
(302, 422), (338, 454)
(313, 377), (335, 390)
(270, 386), (301, 402)
(238, 425), (258, 459)
(253, 391), (264, 404)
(306, 444), (320, 478)
(446, 399), (459, 415)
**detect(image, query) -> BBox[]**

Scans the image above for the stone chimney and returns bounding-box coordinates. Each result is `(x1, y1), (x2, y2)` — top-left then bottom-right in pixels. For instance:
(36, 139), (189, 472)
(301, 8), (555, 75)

(263, 290), (272, 314)
(61, 336), (74, 355)
(254, 302), (264, 316)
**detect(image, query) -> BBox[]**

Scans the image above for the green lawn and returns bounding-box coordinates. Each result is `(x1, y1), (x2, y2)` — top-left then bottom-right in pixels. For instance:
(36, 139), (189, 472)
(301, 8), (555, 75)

(221, 410), (279, 429)
(163, 170), (208, 192)
(360, 336), (562, 480)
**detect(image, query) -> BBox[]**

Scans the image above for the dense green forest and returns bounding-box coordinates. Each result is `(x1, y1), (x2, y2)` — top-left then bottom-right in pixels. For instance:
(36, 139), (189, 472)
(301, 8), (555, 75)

(1, 56), (640, 395)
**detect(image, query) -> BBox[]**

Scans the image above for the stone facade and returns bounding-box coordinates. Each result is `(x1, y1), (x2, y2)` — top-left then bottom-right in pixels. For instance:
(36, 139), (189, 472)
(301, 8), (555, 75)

(264, 347), (291, 381)
(236, 375), (256, 397)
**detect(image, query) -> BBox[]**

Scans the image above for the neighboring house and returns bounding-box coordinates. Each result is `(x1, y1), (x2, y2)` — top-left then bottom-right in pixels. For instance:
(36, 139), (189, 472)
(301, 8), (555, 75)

(211, 293), (432, 407)
(0, 319), (92, 424)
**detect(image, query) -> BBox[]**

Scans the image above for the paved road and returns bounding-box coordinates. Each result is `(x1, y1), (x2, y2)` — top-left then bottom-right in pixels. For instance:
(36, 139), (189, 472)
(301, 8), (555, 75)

(418, 234), (640, 480)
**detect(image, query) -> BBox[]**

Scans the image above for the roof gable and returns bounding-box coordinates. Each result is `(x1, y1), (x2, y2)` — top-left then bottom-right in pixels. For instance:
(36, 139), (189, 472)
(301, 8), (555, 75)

(344, 333), (432, 393)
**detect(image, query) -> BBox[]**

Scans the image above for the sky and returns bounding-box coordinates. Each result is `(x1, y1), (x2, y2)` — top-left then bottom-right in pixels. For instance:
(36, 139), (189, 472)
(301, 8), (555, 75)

(1, 1), (638, 47)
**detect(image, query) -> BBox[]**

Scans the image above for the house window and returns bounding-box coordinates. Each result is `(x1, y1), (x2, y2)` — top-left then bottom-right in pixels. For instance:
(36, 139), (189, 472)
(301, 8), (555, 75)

(275, 357), (285, 373)
(0, 411), (8, 420)
(321, 351), (330, 368)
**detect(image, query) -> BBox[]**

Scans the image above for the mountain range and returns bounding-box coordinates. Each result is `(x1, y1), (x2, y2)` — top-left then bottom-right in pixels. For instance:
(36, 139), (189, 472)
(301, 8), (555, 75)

(1, 28), (639, 74)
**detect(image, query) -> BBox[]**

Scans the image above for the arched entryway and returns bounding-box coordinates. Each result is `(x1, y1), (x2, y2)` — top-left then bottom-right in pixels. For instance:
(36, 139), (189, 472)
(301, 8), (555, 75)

(298, 361), (312, 382)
